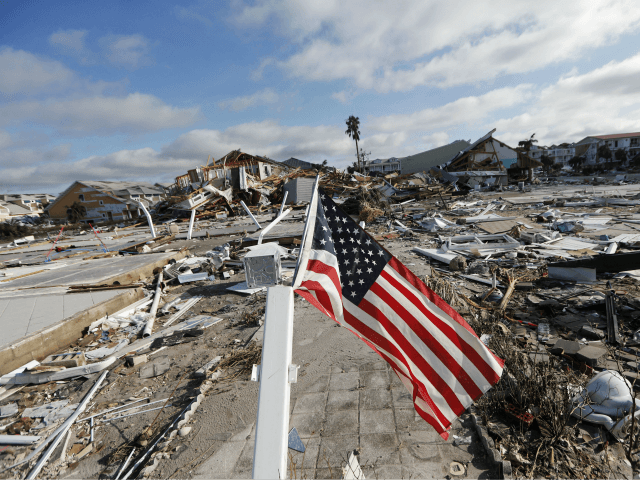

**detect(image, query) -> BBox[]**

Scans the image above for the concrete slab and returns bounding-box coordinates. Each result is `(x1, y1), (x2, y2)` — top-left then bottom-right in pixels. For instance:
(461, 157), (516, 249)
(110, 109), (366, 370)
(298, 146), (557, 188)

(0, 290), (123, 348)
(292, 392), (328, 415)
(360, 408), (396, 434)
(328, 371), (359, 391)
(359, 388), (393, 410)
(326, 390), (359, 411)
(323, 410), (359, 436)
(0, 250), (180, 373)
(0, 252), (177, 290)
(575, 345), (607, 367)
(194, 288), (495, 480)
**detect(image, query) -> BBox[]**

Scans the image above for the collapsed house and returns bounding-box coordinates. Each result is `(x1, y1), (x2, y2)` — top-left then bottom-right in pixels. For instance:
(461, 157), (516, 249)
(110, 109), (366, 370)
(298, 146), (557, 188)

(46, 181), (167, 224)
(0, 194), (56, 215)
(0, 200), (35, 222)
(155, 151), (291, 222)
(401, 129), (543, 189)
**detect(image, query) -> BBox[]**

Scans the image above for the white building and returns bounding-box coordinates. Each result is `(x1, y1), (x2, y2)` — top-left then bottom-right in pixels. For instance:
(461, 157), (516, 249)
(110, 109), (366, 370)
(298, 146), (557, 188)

(576, 132), (640, 164)
(0, 194), (56, 214)
(528, 145), (575, 166)
(363, 157), (401, 174)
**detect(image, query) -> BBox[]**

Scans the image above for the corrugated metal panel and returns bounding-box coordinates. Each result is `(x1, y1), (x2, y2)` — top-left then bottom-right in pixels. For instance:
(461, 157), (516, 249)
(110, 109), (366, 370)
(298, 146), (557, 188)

(580, 217), (611, 225)
(283, 177), (315, 204)
(295, 177), (315, 204)
(612, 234), (640, 243)
(544, 238), (600, 251)
(239, 167), (248, 191)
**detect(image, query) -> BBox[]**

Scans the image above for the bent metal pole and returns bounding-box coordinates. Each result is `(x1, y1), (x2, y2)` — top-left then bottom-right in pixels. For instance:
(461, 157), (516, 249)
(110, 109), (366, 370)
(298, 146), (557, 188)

(136, 200), (156, 238)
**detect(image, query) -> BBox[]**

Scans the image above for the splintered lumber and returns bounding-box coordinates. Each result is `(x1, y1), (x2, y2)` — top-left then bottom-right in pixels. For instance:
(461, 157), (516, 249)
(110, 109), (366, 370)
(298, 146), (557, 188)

(498, 275), (518, 311)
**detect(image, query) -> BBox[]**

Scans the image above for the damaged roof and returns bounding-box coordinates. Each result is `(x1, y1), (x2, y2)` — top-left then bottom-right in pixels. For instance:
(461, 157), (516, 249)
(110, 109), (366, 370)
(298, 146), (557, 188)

(401, 139), (472, 175)
(0, 200), (34, 216)
(81, 181), (165, 197)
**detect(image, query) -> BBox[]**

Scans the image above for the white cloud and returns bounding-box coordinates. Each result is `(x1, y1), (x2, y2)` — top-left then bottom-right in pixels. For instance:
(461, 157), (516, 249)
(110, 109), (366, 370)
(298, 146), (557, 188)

(494, 52), (640, 146)
(218, 88), (280, 111)
(369, 85), (533, 133)
(232, 0), (640, 92)
(49, 29), (94, 64)
(421, 132), (450, 148)
(162, 120), (353, 160)
(0, 47), (77, 96)
(6, 49), (640, 192)
(0, 130), (11, 150)
(0, 47), (126, 98)
(49, 29), (88, 53)
(250, 58), (275, 81)
(0, 119), (371, 190)
(331, 90), (351, 104)
(0, 143), (71, 170)
(0, 93), (202, 134)
(175, 6), (214, 27)
(100, 34), (153, 69)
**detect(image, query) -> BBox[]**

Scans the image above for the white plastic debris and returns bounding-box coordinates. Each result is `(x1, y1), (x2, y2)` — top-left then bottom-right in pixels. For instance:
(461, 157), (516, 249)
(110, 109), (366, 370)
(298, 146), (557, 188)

(572, 370), (640, 440)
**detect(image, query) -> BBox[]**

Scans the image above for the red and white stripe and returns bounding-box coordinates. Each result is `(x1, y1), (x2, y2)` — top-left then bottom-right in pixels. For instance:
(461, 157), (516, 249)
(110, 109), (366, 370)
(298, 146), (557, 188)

(295, 254), (504, 439)
(294, 250), (343, 322)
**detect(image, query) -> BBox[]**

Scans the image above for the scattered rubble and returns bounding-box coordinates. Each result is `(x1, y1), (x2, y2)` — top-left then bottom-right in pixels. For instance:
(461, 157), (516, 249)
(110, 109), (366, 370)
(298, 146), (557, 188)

(5, 159), (640, 477)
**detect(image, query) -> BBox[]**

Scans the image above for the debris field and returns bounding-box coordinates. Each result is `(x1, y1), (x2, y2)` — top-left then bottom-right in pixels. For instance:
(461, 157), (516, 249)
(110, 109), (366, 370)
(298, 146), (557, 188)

(3, 168), (640, 478)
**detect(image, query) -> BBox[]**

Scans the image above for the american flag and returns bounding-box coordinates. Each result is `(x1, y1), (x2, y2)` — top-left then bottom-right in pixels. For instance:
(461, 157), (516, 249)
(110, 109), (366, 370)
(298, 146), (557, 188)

(292, 184), (504, 439)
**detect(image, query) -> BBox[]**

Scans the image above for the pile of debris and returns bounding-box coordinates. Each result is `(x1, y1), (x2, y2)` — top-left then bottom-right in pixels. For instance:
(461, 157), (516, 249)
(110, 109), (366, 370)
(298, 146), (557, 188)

(355, 182), (640, 478)
(0, 238), (275, 478)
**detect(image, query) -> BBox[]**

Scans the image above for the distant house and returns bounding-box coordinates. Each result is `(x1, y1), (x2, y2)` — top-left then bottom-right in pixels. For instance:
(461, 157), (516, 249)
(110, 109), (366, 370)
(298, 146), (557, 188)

(445, 130), (543, 174)
(46, 181), (167, 223)
(401, 130), (542, 176)
(529, 144), (575, 166)
(0, 200), (34, 221)
(0, 194), (56, 214)
(363, 157), (401, 174)
(281, 157), (335, 172)
(576, 132), (640, 165)
(282, 158), (316, 170)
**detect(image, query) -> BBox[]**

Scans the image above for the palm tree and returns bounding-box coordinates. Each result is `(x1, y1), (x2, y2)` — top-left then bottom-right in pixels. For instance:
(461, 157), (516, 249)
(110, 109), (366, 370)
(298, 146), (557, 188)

(597, 144), (612, 170)
(615, 148), (628, 167)
(518, 133), (538, 152)
(568, 156), (584, 172)
(540, 154), (554, 174)
(345, 116), (361, 172)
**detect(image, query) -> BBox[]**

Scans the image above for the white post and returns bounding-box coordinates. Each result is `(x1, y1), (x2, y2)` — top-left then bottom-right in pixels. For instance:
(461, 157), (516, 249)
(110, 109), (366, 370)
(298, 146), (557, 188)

(136, 201), (156, 238)
(252, 286), (295, 479)
(187, 209), (196, 240)
(241, 200), (262, 229)
(258, 208), (292, 245)
(279, 191), (288, 217)
(142, 271), (163, 338)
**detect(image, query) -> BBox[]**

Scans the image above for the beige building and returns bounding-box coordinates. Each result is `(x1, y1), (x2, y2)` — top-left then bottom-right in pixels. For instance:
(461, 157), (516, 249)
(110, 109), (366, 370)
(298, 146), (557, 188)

(46, 181), (166, 223)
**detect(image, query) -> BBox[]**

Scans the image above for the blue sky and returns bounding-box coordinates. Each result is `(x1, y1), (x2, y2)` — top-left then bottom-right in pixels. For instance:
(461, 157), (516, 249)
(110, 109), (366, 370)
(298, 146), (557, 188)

(1, 0), (640, 194)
